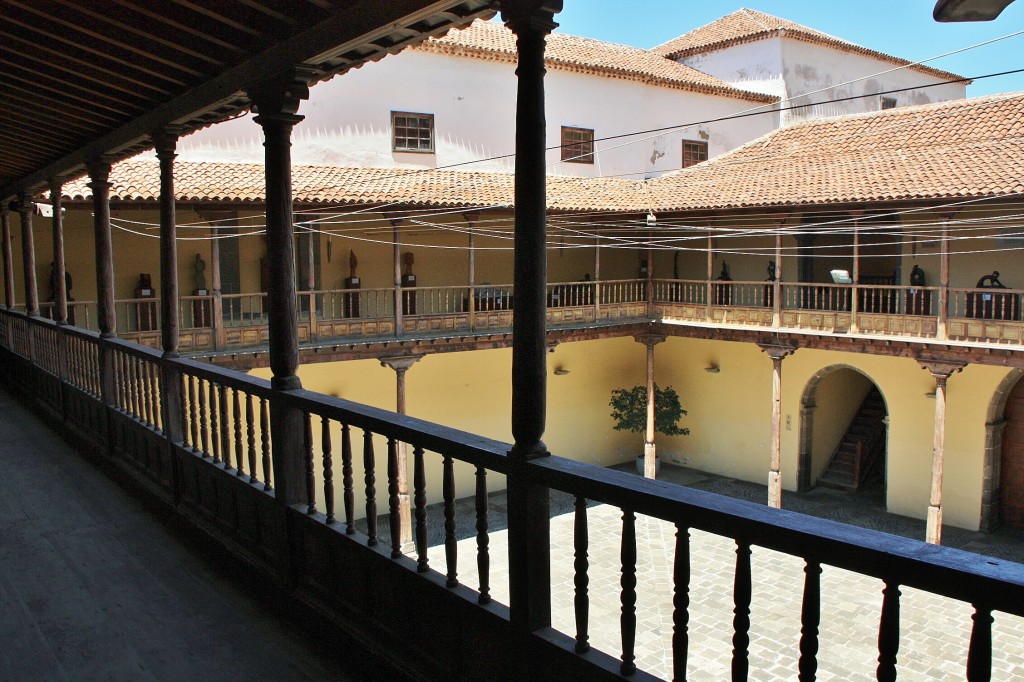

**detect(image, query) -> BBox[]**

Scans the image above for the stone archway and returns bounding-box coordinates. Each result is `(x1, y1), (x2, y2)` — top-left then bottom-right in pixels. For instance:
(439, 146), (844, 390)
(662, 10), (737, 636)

(798, 364), (889, 494)
(984, 369), (1024, 530)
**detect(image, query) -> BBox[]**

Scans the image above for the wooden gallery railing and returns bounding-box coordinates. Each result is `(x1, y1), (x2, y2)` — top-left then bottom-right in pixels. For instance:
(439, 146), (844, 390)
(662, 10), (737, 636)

(2, 307), (1021, 680)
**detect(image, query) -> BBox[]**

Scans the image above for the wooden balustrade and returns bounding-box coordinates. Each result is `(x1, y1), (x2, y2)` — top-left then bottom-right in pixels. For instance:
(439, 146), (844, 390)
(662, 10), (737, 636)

(2, 307), (1023, 681)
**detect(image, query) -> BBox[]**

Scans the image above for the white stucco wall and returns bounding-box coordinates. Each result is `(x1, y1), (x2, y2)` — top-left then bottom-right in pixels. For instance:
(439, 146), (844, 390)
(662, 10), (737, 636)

(679, 37), (966, 126)
(170, 49), (776, 180)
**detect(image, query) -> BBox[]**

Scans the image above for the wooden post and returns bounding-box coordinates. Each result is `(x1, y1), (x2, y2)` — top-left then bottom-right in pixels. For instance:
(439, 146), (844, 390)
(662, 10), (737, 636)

(381, 355), (422, 546)
(87, 157), (116, 338)
(937, 216), (951, 341)
(391, 218), (404, 337)
(773, 231), (783, 327)
(2, 206), (15, 309)
(646, 241), (655, 319)
(153, 128), (184, 445)
(210, 220), (224, 349)
(463, 210), (479, 331)
(636, 334), (666, 479)
(593, 236), (601, 320)
(920, 360), (965, 544)
(759, 342), (796, 508)
(705, 231), (713, 321)
(17, 191), (39, 316)
(851, 212), (861, 333)
(49, 179), (68, 325)
(250, 69), (313, 507)
(501, 0), (561, 641)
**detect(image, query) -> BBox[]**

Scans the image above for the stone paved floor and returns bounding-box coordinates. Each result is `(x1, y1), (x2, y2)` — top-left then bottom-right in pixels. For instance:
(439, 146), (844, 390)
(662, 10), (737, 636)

(426, 463), (1024, 681)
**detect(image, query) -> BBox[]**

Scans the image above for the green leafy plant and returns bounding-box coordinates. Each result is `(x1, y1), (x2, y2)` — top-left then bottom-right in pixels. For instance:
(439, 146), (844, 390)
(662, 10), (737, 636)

(609, 384), (689, 436)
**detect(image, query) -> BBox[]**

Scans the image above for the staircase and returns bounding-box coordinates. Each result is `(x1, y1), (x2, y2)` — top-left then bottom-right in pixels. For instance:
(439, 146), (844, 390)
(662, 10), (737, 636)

(817, 388), (886, 491)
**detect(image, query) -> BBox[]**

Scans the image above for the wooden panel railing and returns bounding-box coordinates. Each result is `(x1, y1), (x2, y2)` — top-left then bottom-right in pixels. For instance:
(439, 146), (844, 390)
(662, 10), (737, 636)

(2, 307), (1024, 679)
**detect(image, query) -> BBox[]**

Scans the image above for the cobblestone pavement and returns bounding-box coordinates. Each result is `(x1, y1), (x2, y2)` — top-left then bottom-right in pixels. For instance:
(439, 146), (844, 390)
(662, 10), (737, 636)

(426, 464), (1024, 681)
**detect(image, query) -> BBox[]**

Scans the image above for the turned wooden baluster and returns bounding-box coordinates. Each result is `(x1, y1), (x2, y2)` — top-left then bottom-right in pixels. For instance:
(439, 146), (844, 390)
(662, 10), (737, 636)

(732, 540), (752, 681)
(115, 352), (125, 410)
(387, 436), (401, 557)
(574, 495), (590, 653)
(260, 397), (271, 490)
(133, 356), (143, 418)
(143, 358), (153, 424)
(341, 423), (355, 534)
(245, 393), (258, 485)
(876, 581), (901, 682)
(186, 375), (196, 450)
(799, 560), (822, 682)
(474, 464), (489, 602)
(966, 604), (993, 682)
(218, 383), (231, 468)
(233, 388), (244, 477)
(415, 445), (428, 572)
(620, 508), (637, 675)
(198, 379), (209, 458)
(321, 416), (334, 524)
(303, 412), (315, 514)
(363, 428), (377, 546)
(150, 363), (162, 430)
(208, 381), (219, 463)
(443, 454), (457, 587)
(673, 524), (691, 681)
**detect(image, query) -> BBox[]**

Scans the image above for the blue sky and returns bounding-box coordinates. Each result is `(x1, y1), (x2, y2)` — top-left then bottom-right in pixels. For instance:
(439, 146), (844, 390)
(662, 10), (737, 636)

(553, 1), (1024, 97)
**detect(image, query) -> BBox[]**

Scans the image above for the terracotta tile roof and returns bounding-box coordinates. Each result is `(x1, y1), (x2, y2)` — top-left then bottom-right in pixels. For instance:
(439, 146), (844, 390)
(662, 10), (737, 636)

(414, 19), (776, 104)
(646, 92), (1024, 211)
(61, 94), (1024, 215)
(653, 8), (966, 83)
(61, 161), (644, 213)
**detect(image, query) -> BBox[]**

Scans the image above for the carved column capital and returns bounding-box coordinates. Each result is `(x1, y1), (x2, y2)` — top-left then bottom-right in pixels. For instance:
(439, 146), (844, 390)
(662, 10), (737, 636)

(758, 341), (796, 363)
(249, 66), (319, 123)
(151, 126), (181, 159)
(85, 156), (114, 187)
(918, 359), (966, 380)
(380, 355), (423, 374)
(633, 333), (666, 349)
(15, 190), (36, 215)
(500, 0), (562, 32)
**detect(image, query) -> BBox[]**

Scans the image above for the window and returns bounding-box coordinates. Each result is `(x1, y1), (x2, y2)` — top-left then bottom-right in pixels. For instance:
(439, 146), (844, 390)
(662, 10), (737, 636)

(880, 96), (897, 110)
(392, 112), (434, 152)
(561, 126), (594, 164)
(681, 140), (708, 168)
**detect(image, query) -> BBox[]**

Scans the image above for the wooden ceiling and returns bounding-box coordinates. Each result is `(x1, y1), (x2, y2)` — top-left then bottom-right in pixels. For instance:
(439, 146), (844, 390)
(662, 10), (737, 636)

(0, 0), (495, 200)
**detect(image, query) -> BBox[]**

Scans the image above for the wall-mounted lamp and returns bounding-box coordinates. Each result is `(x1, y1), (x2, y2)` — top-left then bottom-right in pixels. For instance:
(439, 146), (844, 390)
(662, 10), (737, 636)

(704, 365), (720, 374)
(554, 368), (570, 376)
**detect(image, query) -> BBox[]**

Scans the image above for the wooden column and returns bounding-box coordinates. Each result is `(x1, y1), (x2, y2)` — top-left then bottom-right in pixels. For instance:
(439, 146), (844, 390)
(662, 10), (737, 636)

(391, 218), (404, 337)
(87, 158), (116, 337)
(759, 342), (796, 508)
(502, 0), (561, 640)
(705, 231), (713, 321)
(636, 333), (666, 479)
(851, 212), (861, 333)
(463, 211), (478, 331)
(153, 128), (184, 444)
(773, 231), (783, 327)
(593, 236), (601, 320)
(17, 192), (39, 316)
(251, 70), (312, 507)
(937, 216), (951, 341)
(920, 360), (965, 544)
(381, 355), (422, 546)
(210, 220), (224, 348)
(2, 206), (15, 309)
(645, 240), (655, 319)
(49, 179), (68, 325)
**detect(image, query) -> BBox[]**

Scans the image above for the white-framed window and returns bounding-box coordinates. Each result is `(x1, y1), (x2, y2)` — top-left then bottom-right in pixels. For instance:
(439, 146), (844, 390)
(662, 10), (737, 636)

(681, 140), (708, 168)
(561, 126), (594, 164)
(392, 111), (434, 152)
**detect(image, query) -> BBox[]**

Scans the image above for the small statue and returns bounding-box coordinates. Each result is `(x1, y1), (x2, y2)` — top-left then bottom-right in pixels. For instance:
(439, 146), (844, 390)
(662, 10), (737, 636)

(766, 260), (776, 282)
(403, 251), (415, 277)
(976, 271), (1006, 289)
(349, 249), (358, 279)
(194, 253), (207, 291)
(910, 264), (925, 287)
(717, 261), (732, 281)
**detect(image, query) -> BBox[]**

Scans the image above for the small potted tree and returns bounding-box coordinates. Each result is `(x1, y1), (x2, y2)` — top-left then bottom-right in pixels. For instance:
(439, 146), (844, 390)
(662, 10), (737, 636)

(609, 384), (689, 474)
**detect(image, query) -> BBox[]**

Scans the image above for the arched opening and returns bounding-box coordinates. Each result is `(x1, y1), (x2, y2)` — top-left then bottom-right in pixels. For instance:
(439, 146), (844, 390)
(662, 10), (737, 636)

(987, 368), (1024, 528)
(798, 365), (888, 501)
